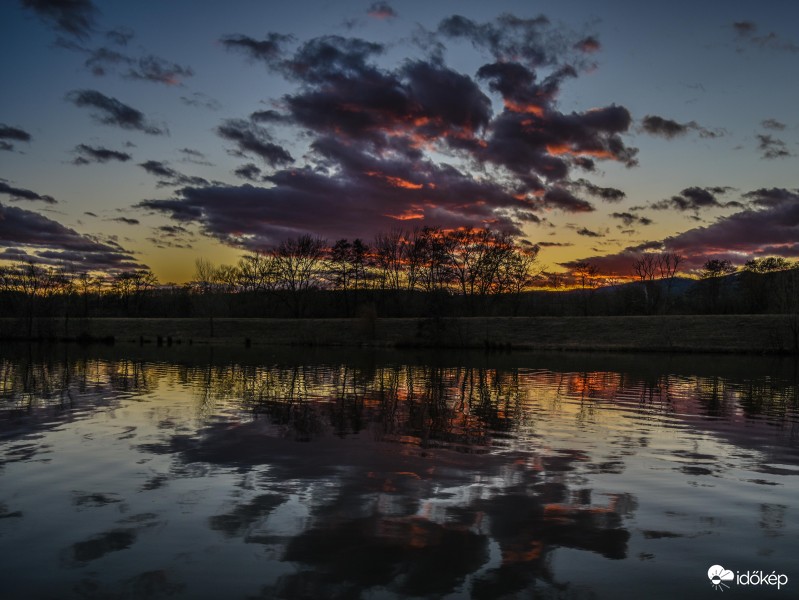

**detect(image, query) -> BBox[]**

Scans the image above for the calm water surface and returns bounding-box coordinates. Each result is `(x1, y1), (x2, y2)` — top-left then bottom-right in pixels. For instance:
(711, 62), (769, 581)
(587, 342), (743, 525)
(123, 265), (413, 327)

(1, 345), (797, 599)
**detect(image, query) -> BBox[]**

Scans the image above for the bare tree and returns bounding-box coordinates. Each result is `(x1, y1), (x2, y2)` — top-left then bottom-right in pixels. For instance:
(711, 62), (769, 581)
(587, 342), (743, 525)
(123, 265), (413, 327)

(274, 235), (326, 317)
(571, 261), (599, 316)
(658, 252), (683, 313)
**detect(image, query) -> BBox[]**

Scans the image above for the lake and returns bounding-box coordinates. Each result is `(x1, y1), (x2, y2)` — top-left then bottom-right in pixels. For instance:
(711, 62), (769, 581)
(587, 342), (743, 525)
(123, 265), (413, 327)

(1, 345), (797, 599)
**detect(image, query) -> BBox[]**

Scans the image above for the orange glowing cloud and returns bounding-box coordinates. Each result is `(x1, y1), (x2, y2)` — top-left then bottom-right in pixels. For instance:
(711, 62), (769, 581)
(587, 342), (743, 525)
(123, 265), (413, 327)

(546, 144), (615, 160)
(504, 100), (545, 116)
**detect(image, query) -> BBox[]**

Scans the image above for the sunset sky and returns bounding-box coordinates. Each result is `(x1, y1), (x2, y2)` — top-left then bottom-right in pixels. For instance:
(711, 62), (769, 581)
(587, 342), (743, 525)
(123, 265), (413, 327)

(1, 0), (797, 283)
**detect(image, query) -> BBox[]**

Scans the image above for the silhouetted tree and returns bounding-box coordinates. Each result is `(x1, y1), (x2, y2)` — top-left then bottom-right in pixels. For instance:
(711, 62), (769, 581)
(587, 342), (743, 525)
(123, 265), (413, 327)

(699, 259), (737, 313)
(274, 235), (326, 317)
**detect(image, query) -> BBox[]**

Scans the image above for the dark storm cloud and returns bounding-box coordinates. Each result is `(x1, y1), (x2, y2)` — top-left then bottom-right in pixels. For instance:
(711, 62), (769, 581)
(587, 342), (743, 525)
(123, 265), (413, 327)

(66, 90), (167, 135)
(233, 163), (262, 181)
(21, 0), (98, 39)
(138, 160), (208, 188)
(640, 115), (721, 139)
(761, 118), (786, 131)
(220, 33), (294, 65)
(0, 202), (142, 271)
(756, 134), (791, 160)
(0, 180), (56, 204)
(216, 119), (293, 167)
(180, 92), (221, 111)
(565, 188), (799, 274)
(367, 2), (397, 20)
(649, 186), (742, 212)
(72, 143), (131, 164)
(610, 212), (652, 226)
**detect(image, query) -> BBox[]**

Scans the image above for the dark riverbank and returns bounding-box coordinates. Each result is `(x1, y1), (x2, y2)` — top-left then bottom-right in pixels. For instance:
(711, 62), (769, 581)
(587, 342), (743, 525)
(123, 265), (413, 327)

(1, 315), (797, 354)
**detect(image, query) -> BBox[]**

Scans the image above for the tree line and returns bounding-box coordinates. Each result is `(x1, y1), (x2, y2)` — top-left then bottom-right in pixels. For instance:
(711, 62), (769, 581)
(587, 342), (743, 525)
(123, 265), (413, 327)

(1, 227), (797, 326)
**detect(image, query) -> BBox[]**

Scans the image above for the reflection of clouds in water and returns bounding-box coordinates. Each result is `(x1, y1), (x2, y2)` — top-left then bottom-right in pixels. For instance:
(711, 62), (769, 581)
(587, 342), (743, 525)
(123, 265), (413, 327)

(1, 348), (798, 597)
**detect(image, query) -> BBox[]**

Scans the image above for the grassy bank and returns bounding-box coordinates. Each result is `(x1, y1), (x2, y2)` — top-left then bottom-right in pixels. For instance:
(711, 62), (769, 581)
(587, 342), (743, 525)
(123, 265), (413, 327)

(1, 314), (797, 354)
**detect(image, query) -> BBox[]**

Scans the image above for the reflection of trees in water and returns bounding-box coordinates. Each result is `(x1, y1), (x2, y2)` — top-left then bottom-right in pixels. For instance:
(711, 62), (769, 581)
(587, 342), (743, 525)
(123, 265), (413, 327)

(242, 451), (633, 599)
(179, 360), (799, 452)
(0, 352), (156, 415)
(183, 363), (532, 450)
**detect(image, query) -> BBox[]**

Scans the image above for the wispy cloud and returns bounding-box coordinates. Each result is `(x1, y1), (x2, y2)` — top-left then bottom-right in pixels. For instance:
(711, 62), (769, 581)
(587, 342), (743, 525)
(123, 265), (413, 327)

(66, 89), (167, 135)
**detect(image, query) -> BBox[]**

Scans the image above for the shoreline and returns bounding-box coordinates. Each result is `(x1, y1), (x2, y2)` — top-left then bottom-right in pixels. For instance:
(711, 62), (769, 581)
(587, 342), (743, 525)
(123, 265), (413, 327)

(1, 315), (797, 354)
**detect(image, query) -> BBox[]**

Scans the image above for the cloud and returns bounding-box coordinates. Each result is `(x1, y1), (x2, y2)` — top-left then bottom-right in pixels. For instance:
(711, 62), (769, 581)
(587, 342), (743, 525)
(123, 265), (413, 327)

(761, 118), (786, 131)
(125, 55), (193, 85)
(135, 136), (543, 248)
(250, 109), (287, 123)
(178, 148), (212, 166)
(0, 179), (56, 204)
(220, 33), (294, 65)
(649, 186), (743, 213)
(640, 115), (721, 139)
(437, 13), (562, 67)
(72, 143), (131, 165)
(21, 0), (98, 39)
(138, 160), (209, 188)
(732, 20), (799, 53)
(733, 21), (756, 36)
(756, 134), (791, 160)
(132, 23), (649, 247)
(0, 124), (32, 151)
(367, 2), (397, 20)
(541, 187), (594, 213)
(0, 202), (142, 271)
(105, 26), (133, 45)
(572, 179), (625, 202)
(233, 163), (262, 181)
(610, 212), (652, 226)
(576, 227), (602, 237)
(66, 89), (167, 135)
(574, 36), (600, 53)
(77, 44), (193, 84)
(179, 92), (221, 111)
(111, 216), (139, 225)
(216, 119), (293, 167)
(565, 188), (799, 274)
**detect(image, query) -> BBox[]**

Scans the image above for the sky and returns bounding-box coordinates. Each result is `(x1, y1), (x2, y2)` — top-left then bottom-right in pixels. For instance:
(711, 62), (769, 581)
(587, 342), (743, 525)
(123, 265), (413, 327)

(1, 0), (798, 283)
